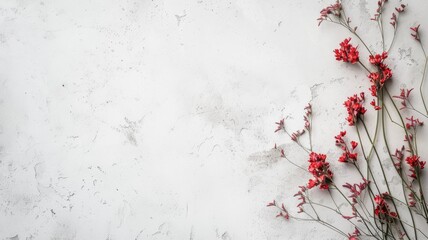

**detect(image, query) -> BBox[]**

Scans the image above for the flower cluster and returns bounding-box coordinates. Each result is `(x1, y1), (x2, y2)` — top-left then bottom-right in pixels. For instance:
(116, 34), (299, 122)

(317, 0), (342, 26)
(304, 103), (312, 131)
(307, 152), (333, 190)
(344, 93), (367, 126)
(269, 2), (428, 239)
(393, 88), (414, 109)
(395, 4), (406, 13)
(274, 119), (285, 133)
(267, 200), (290, 220)
(370, 99), (381, 110)
(392, 146), (405, 171)
(334, 38), (359, 64)
(371, 0), (388, 21)
(409, 192), (417, 207)
(291, 129), (305, 142)
(293, 186), (307, 213)
(368, 52), (392, 96)
(343, 179), (370, 222)
(405, 116), (423, 130)
(368, 52), (387, 65)
(411, 25), (421, 41)
(335, 131), (358, 163)
(390, 4), (406, 28)
(406, 155), (426, 179)
(374, 195), (397, 222)
(291, 104), (313, 141)
(347, 228), (361, 240)
(343, 179), (370, 199)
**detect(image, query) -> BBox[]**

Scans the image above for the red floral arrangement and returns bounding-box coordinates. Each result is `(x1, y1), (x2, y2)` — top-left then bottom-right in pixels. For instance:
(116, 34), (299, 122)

(268, 1), (428, 239)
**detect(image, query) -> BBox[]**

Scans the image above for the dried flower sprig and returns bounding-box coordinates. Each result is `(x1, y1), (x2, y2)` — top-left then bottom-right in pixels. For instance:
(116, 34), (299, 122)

(268, 1), (428, 239)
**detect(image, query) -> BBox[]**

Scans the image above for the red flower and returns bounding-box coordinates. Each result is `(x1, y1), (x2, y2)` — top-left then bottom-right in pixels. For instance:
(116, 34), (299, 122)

(344, 93), (367, 126)
(335, 131), (346, 145)
(370, 99), (381, 110)
(374, 195), (384, 205)
(343, 179), (370, 199)
(392, 146), (405, 170)
(307, 152), (333, 190)
(350, 141), (358, 149)
(371, 0), (388, 21)
(406, 155), (426, 179)
(368, 72), (380, 82)
(268, 200), (290, 220)
(390, 4), (405, 27)
(291, 129), (305, 142)
(393, 88), (413, 109)
(367, 53), (392, 96)
(275, 203), (290, 220)
(267, 200), (276, 207)
(409, 193), (417, 207)
(380, 65), (392, 84)
(318, 1), (342, 26)
(395, 4), (406, 13)
(374, 195), (397, 222)
(411, 24), (421, 41)
(275, 119), (285, 133)
(304, 103), (312, 130)
(348, 227), (361, 240)
(369, 52), (388, 65)
(294, 186), (307, 208)
(343, 179), (370, 221)
(335, 131), (359, 163)
(307, 179), (318, 189)
(405, 116), (423, 130)
(338, 152), (357, 163)
(334, 38), (359, 64)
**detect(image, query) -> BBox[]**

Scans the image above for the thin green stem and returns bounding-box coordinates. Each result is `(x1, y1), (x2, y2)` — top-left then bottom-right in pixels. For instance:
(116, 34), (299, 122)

(381, 91), (418, 240)
(384, 87), (415, 155)
(418, 44), (428, 115)
(359, 117), (410, 239)
(331, 183), (380, 238)
(355, 124), (381, 194)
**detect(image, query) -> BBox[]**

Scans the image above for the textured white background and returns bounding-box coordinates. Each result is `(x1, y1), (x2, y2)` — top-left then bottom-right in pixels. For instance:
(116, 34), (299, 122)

(1, 0), (428, 239)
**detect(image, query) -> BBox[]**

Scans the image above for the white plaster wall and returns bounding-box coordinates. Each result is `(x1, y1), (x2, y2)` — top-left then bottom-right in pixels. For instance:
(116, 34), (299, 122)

(1, 0), (428, 239)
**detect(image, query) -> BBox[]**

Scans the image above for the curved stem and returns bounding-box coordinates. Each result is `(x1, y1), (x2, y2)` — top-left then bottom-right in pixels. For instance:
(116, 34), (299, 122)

(359, 117), (410, 239)
(418, 44), (428, 115)
(384, 87), (415, 155)
(355, 124), (381, 194)
(381, 92), (418, 240)
(331, 183), (380, 238)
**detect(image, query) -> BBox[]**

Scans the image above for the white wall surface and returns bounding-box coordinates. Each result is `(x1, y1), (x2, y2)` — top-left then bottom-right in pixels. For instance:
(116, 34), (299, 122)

(1, 0), (428, 239)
